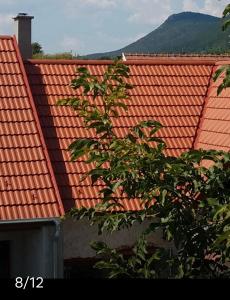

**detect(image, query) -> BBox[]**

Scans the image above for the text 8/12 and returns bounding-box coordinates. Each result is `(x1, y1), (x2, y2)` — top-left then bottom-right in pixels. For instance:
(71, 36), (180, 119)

(15, 277), (43, 289)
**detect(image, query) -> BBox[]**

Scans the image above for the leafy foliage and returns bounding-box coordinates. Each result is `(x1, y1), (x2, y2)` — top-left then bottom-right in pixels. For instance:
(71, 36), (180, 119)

(33, 52), (76, 60)
(32, 42), (43, 56)
(91, 237), (171, 278)
(58, 59), (230, 278)
(222, 4), (230, 30)
(213, 3), (230, 95)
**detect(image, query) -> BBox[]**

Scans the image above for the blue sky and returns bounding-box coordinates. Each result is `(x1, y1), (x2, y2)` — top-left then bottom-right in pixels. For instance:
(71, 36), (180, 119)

(0, 0), (228, 55)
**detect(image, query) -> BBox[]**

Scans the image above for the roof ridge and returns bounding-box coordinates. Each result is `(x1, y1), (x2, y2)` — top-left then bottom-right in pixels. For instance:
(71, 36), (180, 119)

(125, 52), (230, 57)
(12, 35), (65, 216)
(26, 59), (216, 66)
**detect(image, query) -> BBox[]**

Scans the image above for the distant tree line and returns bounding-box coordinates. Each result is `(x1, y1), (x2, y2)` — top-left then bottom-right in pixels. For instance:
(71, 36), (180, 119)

(32, 42), (87, 60)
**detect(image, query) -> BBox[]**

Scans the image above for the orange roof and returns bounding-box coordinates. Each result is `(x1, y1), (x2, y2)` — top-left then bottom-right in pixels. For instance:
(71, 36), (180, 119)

(25, 59), (214, 211)
(0, 36), (64, 220)
(124, 53), (230, 61)
(195, 62), (230, 152)
(1, 36), (229, 217)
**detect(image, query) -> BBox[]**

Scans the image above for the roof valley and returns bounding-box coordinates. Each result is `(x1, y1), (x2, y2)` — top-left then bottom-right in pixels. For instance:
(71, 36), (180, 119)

(192, 64), (216, 149)
(13, 37), (64, 216)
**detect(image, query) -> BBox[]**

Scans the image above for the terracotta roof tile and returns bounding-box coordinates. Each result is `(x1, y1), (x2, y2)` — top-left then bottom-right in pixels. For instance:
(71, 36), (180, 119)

(0, 36), (64, 220)
(195, 64), (230, 152)
(25, 59), (213, 211)
(2, 47), (227, 215)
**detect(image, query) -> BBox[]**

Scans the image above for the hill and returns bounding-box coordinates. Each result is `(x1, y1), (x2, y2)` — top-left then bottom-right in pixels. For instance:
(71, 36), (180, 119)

(86, 12), (230, 59)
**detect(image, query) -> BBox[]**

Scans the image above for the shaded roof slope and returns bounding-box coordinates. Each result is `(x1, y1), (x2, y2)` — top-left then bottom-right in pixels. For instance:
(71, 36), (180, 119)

(25, 59), (214, 211)
(195, 61), (230, 152)
(0, 36), (64, 220)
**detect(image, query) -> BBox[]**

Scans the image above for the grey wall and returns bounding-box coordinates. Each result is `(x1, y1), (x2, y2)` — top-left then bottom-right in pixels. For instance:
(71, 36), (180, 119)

(0, 223), (63, 278)
(0, 218), (174, 278)
(63, 218), (173, 259)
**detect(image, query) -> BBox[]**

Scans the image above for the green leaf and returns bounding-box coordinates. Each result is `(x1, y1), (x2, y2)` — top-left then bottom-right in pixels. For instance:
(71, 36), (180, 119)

(138, 120), (162, 129)
(144, 222), (161, 235)
(77, 67), (89, 74)
(207, 198), (220, 207)
(214, 230), (230, 247)
(213, 205), (229, 221)
(68, 139), (99, 161)
(223, 4), (230, 18)
(213, 65), (230, 96)
(217, 83), (225, 96)
(68, 139), (99, 151)
(111, 181), (123, 192)
(148, 137), (165, 144)
(222, 19), (230, 31)
(88, 121), (105, 129)
(56, 98), (69, 106)
(88, 168), (107, 176)
(70, 149), (85, 161)
(127, 133), (137, 143)
(91, 241), (108, 252)
(100, 188), (113, 199)
(160, 189), (167, 205)
(96, 125), (109, 135)
(56, 98), (80, 107)
(213, 66), (227, 82)
(110, 109), (119, 117)
(133, 126), (145, 139)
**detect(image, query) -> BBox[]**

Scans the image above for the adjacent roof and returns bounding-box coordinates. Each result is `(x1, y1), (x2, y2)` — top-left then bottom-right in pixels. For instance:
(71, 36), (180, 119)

(195, 62), (230, 152)
(123, 53), (230, 61)
(0, 36), (64, 220)
(25, 59), (214, 211)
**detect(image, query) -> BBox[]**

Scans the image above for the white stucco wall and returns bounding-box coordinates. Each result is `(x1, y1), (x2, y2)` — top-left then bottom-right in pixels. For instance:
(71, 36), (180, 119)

(63, 218), (173, 259)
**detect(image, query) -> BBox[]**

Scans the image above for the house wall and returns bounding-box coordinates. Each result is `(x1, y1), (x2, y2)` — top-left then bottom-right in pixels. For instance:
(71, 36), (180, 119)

(0, 223), (63, 278)
(63, 218), (173, 259)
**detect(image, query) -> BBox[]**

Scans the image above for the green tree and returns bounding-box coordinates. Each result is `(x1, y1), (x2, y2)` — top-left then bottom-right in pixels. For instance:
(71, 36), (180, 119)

(32, 42), (43, 56)
(213, 3), (230, 94)
(58, 59), (230, 278)
(32, 42), (82, 60)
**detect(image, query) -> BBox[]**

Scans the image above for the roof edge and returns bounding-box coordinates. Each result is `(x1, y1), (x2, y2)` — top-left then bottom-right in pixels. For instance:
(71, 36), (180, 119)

(26, 58), (216, 66)
(0, 35), (14, 39)
(12, 35), (65, 216)
(215, 60), (230, 65)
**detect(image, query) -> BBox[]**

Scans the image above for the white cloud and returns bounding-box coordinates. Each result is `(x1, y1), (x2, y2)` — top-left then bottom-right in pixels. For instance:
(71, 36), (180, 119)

(0, 0), (17, 4)
(93, 30), (146, 51)
(0, 13), (14, 35)
(183, 0), (200, 11)
(60, 36), (85, 54)
(125, 0), (173, 25)
(64, 0), (118, 19)
(80, 0), (117, 9)
(65, 0), (173, 25)
(66, 0), (117, 12)
(202, 0), (228, 17)
(183, 0), (229, 17)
